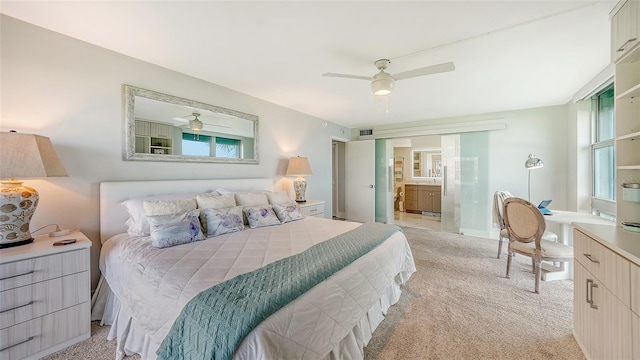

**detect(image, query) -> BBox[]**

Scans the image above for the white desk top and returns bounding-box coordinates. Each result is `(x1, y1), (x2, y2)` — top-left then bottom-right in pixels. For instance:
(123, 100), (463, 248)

(573, 223), (640, 266)
(544, 210), (614, 226)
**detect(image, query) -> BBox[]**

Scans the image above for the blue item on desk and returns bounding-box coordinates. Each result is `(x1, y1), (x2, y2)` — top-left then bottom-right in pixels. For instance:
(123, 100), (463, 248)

(538, 200), (552, 215)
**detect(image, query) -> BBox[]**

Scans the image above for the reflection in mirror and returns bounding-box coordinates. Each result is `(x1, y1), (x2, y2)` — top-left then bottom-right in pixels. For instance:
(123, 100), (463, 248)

(123, 85), (259, 164)
(412, 149), (442, 178)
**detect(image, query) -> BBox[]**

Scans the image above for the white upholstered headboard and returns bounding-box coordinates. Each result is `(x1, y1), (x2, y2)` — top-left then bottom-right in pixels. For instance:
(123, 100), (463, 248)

(99, 178), (273, 243)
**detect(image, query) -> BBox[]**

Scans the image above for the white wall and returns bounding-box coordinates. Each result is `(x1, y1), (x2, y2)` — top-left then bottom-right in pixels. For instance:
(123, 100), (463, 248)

(0, 15), (349, 289)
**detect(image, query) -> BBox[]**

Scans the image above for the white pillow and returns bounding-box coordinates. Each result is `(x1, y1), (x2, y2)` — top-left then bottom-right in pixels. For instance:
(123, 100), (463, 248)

(243, 205), (281, 229)
(234, 192), (270, 206)
(267, 191), (291, 205)
(143, 199), (197, 216)
(147, 209), (205, 248)
(121, 192), (200, 236)
(272, 202), (304, 223)
(196, 193), (236, 233)
(203, 206), (244, 237)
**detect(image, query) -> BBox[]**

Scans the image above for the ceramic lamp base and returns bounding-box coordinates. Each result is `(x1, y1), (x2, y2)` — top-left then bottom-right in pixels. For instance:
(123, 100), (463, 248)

(0, 180), (38, 248)
(293, 176), (307, 203)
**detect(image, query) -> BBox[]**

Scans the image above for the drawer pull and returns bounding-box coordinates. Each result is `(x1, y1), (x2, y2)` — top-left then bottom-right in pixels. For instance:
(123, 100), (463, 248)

(309, 209), (317, 212)
(617, 38), (637, 52)
(0, 336), (35, 352)
(0, 270), (34, 281)
(0, 300), (34, 314)
(583, 254), (599, 264)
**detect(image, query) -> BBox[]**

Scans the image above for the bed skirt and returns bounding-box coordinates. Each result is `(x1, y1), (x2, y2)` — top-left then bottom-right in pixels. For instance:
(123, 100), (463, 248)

(90, 270), (411, 360)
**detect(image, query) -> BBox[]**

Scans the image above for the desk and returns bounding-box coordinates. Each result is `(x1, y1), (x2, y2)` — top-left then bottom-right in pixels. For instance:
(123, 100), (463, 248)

(542, 210), (614, 281)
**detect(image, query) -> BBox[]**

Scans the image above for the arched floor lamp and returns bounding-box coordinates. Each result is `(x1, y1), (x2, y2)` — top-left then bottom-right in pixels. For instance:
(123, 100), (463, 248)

(525, 154), (543, 202)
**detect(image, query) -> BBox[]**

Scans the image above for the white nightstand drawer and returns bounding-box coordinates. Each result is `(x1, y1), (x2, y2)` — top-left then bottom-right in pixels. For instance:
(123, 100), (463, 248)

(0, 249), (88, 292)
(0, 302), (90, 360)
(0, 271), (89, 329)
(301, 203), (324, 217)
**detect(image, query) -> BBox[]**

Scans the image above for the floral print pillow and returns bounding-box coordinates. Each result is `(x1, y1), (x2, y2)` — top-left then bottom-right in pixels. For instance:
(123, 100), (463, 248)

(272, 202), (304, 223)
(243, 205), (282, 229)
(147, 209), (205, 248)
(203, 206), (245, 236)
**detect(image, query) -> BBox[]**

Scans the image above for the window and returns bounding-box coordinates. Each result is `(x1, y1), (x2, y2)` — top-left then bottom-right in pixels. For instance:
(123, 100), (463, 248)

(591, 85), (615, 218)
(182, 133), (211, 156)
(215, 137), (241, 158)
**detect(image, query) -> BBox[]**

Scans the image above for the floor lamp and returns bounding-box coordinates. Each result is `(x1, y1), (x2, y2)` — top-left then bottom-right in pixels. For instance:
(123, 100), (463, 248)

(525, 154), (543, 202)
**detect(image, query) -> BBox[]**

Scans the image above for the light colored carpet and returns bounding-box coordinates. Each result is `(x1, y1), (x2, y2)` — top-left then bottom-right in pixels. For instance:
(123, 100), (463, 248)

(44, 226), (584, 360)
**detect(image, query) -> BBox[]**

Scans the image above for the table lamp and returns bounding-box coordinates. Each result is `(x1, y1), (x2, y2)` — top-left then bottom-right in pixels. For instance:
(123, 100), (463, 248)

(286, 156), (313, 203)
(524, 153), (543, 202)
(0, 131), (67, 248)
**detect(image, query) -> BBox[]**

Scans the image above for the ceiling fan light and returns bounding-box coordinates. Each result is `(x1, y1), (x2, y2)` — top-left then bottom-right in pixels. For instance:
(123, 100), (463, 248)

(189, 119), (203, 131)
(371, 78), (394, 96)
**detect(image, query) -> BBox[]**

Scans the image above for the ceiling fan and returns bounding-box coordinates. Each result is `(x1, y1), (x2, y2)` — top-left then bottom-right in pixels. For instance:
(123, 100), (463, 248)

(322, 59), (455, 96)
(172, 112), (231, 131)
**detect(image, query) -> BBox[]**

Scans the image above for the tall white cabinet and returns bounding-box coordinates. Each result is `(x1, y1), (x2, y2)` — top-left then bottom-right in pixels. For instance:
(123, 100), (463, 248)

(613, 0), (640, 226)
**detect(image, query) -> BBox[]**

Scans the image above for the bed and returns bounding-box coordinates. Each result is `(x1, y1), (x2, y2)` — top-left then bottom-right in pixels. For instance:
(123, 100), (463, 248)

(91, 178), (416, 360)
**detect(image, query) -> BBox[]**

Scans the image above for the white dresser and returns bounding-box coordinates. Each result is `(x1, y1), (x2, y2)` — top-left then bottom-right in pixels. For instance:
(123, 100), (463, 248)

(0, 232), (91, 360)
(299, 200), (325, 218)
(573, 223), (640, 360)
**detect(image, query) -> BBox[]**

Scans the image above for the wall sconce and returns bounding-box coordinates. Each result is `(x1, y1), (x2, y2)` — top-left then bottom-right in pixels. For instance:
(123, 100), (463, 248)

(0, 131), (67, 248)
(286, 156), (313, 203)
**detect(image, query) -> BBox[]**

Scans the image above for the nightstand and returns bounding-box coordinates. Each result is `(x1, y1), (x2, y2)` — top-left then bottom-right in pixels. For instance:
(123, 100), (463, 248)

(299, 200), (325, 218)
(0, 231), (91, 360)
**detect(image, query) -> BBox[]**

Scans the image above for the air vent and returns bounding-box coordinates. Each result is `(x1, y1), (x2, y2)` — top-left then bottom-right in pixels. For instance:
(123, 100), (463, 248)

(359, 129), (373, 136)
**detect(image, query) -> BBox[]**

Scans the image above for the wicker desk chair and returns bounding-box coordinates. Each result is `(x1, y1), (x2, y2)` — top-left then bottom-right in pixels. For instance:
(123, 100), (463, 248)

(502, 197), (573, 293)
(493, 190), (558, 259)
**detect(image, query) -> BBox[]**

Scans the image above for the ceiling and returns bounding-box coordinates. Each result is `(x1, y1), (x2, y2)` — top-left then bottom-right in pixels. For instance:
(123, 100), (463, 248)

(0, 1), (616, 129)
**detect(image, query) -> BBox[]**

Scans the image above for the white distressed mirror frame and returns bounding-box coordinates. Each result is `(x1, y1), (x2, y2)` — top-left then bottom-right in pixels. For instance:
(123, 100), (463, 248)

(123, 84), (259, 164)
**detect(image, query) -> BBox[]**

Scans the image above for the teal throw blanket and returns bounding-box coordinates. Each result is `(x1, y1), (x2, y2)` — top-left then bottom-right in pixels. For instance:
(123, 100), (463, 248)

(156, 221), (401, 360)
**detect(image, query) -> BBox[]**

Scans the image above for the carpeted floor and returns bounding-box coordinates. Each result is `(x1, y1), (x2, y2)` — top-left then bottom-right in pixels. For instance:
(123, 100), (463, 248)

(44, 226), (584, 359)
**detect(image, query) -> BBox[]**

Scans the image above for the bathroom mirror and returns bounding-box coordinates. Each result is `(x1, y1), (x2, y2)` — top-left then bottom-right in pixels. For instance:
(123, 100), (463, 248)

(123, 85), (259, 164)
(412, 149), (442, 178)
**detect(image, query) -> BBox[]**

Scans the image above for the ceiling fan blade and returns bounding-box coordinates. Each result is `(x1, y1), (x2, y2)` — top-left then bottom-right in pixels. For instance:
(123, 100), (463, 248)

(394, 62), (455, 81)
(322, 72), (372, 81)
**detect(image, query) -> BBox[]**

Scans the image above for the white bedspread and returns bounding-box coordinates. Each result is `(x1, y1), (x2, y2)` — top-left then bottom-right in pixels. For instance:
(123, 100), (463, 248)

(100, 216), (415, 359)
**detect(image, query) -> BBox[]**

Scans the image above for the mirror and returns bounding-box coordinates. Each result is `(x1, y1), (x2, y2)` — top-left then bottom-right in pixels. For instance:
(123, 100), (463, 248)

(412, 149), (442, 178)
(123, 85), (259, 164)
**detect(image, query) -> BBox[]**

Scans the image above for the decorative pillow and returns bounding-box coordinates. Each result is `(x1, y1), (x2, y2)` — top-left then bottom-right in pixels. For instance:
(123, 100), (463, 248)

(235, 192), (270, 224)
(203, 206), (244, 237)
(196, 193), (236, 233)
(267, 191), (291, 205)
(272, 202), (304, 223)
(243, 205), (281, 229)
(147, 209), (205, 248)
(143, 199), (197, 216)
(121, 193), (199, 236)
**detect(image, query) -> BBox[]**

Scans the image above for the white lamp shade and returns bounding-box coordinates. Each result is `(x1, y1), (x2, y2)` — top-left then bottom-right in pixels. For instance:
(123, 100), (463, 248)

(286, 156), (313, 176)
(0, 132), (67, 178)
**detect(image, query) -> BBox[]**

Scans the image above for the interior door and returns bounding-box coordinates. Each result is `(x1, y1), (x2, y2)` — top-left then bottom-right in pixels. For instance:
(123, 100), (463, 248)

(440, 134), (460, 233)
(346, 140), (375, 222)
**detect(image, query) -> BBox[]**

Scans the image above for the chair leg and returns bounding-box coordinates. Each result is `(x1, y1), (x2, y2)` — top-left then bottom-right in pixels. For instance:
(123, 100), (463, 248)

(497, 238), (503, 259)
(506, 250), (512, 279)
(531, 258), (535, 272)
(534, 258), (541, 294)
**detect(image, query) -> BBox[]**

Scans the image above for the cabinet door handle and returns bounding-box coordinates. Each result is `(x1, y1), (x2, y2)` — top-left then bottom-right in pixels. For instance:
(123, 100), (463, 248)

(0, 300), (34, 314)
(0, 270), (34, 281)
(0, 336), (34, 352)
(617, 38), (637, 52)
(590, 282), (598, 310)
(586, 279), (592, 304)
(583, 254), (600, 264)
